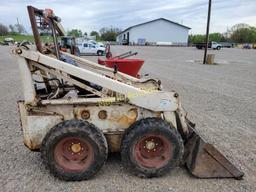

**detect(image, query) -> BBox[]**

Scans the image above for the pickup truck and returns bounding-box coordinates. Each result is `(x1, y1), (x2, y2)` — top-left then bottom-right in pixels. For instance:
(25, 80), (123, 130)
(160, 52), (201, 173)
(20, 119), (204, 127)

(88, 40), (105, 48)
(78, 42), (105, 56)
(196, 41), (222, 50)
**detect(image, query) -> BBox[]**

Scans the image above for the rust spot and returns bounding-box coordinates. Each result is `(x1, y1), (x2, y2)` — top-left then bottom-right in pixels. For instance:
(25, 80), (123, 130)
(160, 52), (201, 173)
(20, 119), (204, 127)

(128, 108), (138, 119)
(98, 110), (107, 120)
(24, 139), (40, 151)
(156, 112), (162, 118)
(117, 108), (138, 126)
(17, 101), (23, 131)
(81, 110), (90, 120)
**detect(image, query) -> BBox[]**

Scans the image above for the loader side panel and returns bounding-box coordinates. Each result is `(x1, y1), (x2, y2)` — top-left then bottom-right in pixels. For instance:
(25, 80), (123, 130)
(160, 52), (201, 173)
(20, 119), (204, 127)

(18, 101), (172, 151)
(73, 105), (162, 132)
(18, 101), (63, 150)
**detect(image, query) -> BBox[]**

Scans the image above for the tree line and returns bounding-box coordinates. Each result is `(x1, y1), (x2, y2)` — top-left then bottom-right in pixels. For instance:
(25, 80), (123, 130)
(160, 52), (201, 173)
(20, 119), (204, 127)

(189, 26), (256, 44)
(0, 22), (121, 42)
(67, 27), (122, 41)
(0, 23), (26, 35)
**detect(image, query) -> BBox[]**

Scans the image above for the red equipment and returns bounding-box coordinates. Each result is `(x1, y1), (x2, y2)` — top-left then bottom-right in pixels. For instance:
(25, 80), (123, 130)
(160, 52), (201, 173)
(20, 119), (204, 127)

(98, 44), (144, 78)
(105, 59), (144, 77)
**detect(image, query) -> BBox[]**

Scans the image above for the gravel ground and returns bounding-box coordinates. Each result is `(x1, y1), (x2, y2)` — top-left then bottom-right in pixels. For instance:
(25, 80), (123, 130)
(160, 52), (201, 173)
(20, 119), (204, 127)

(0, 45), (255, 192)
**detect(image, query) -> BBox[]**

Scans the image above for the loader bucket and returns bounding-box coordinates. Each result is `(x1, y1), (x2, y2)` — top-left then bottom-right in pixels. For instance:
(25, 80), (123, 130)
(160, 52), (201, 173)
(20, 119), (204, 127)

(184, 123), (244, 179)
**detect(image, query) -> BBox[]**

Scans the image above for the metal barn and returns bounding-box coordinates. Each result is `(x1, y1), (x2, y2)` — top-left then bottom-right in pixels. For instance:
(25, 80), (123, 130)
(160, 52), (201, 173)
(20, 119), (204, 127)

(116, 18), (191, 46)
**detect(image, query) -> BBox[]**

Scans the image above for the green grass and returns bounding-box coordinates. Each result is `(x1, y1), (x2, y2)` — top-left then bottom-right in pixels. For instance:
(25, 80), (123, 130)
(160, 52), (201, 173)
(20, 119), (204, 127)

(0, 34), (53, 43)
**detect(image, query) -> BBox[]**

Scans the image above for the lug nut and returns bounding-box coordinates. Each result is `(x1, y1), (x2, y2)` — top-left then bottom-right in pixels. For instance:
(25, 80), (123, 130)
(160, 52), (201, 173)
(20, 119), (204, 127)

(174, 93), (179, 98)
(16, 49), (22, 54)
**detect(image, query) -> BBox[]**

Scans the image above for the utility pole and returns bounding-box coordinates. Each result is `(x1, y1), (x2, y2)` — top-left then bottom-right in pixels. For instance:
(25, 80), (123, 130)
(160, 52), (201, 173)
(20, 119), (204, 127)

(203, 0), (212, 64)
(17, 17), (20, 26)
(16, 17), (21, 33)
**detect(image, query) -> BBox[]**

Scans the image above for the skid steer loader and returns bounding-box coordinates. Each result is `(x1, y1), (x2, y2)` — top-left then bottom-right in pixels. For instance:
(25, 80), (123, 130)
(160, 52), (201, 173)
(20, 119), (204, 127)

(11, 6), (244, 181)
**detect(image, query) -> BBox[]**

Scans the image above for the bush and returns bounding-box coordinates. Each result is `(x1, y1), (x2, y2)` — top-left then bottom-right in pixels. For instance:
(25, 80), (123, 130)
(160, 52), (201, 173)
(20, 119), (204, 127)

(231, 27), (256, 43)
(99, 27), (121, 41)
(0, 23), (8, 35)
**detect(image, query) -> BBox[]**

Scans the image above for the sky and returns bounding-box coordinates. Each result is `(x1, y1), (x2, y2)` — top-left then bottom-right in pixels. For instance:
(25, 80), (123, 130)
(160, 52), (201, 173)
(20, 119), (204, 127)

(0, 0), (255, 34)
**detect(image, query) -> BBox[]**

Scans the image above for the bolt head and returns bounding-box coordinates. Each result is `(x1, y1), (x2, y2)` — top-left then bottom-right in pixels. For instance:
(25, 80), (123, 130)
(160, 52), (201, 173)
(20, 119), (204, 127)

(174, 93), (179, 98)
(145, 141), (155, 150)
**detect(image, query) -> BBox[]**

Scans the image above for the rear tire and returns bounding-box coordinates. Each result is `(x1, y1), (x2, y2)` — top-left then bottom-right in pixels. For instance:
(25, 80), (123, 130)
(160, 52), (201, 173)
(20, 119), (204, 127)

(41, 119), (108, 181)
(97, 50), (103, 56)
(121, 118), (184, 178)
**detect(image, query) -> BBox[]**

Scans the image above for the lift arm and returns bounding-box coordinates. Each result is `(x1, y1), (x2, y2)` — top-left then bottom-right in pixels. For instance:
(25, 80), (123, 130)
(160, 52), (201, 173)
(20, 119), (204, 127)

(13, 48), (178, 112)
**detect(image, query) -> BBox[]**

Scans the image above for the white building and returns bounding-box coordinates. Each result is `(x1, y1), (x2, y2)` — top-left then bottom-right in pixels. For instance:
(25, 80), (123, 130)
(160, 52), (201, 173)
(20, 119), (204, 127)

(116, 18), (191, 46)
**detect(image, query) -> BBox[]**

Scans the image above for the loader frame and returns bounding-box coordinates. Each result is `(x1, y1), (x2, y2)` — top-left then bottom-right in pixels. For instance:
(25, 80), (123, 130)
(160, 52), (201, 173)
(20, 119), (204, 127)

(15, 45), (180, 151)
(12, 5), (244, 180)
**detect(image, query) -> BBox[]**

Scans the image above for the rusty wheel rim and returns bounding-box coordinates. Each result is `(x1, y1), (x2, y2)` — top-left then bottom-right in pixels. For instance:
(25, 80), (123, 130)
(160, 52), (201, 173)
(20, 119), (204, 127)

(54, 136), (94, 172)
(134, 134), (172, 168)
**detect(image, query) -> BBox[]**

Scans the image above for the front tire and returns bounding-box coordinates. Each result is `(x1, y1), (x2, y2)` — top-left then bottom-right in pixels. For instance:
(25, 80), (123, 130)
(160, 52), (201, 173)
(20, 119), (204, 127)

(121, 118), (184, 178)
(41, 119), (108, 181)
